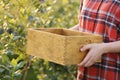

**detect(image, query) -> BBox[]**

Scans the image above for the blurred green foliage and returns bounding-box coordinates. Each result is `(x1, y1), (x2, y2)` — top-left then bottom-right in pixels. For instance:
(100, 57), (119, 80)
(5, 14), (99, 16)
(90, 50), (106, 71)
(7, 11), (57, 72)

(0, 0), (79, 80)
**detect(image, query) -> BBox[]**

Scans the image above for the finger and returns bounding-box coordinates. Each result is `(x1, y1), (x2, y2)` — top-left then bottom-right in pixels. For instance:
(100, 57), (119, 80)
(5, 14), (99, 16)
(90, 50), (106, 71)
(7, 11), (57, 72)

(78, 52), (92, 66)
(84, 58), (95, 67)
(84, 50), (96, 67)
(80, 44), (91, 52)
(79, 49), (94, 66)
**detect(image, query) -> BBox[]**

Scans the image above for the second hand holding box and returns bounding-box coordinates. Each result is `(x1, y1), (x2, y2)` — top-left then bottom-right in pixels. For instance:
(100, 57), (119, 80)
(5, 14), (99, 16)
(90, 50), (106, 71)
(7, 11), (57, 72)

(27, 28), (102, 65)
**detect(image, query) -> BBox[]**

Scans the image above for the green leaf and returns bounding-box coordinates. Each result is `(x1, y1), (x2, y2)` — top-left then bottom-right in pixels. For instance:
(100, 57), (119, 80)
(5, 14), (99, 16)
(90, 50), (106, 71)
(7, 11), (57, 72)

(3, 0), (10, 4)
(26, 66), (38, 80)
(16, 61), (26, 70)
(13, 36), (21, 41)
(1, 54), (10, 64)
(14, 70), (22, 79)
(4, 75), (12, 80)
(0, 68), (5, 73)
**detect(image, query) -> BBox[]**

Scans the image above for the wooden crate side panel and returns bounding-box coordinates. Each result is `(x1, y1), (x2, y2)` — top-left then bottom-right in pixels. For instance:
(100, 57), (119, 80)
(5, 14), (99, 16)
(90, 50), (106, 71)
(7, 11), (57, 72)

(27, 29), (66, 65)
(65, 36), (102, 65)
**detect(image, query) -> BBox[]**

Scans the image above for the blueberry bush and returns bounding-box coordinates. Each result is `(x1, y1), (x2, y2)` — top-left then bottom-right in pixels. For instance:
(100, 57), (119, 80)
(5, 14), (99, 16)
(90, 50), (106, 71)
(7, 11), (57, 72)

(0, 0), (79, 80)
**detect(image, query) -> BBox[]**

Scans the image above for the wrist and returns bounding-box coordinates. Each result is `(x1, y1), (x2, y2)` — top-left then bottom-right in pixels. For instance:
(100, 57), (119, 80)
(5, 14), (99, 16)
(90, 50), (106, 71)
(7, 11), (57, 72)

(101, 43), (111, 53)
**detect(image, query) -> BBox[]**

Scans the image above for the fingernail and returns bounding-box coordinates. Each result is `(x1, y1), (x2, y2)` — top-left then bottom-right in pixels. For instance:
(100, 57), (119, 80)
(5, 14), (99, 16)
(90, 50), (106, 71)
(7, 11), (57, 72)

(80, 49), (83, 51)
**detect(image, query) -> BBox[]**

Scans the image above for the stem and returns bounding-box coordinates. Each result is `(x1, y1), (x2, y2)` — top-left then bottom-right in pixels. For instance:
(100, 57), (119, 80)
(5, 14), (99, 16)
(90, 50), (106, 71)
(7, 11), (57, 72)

(23, 55), (32, 80)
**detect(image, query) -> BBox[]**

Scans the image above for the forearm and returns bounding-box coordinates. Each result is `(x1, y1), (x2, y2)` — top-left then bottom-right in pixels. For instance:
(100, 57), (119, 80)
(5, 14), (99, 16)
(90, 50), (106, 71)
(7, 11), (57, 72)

(103, 41), (120, 53)
(69, 24), (79, 30)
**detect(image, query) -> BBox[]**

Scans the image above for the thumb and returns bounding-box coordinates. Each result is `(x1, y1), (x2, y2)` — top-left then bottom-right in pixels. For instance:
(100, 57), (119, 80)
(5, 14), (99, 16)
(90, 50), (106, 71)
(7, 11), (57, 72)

(80, 44), (91, 52)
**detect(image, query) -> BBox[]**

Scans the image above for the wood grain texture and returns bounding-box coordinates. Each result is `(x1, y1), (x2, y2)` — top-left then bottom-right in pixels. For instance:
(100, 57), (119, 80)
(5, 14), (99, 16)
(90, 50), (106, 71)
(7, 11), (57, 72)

(27, 28), (102, 65)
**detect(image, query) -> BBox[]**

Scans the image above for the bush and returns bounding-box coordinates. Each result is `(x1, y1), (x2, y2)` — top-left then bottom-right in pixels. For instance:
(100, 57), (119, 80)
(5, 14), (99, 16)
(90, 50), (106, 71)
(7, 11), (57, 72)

(0, 0), (79, 80)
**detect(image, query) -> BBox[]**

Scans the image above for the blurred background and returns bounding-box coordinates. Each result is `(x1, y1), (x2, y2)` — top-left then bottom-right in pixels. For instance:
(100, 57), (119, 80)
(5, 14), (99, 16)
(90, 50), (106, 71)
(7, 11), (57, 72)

(0, 0), (79, 80)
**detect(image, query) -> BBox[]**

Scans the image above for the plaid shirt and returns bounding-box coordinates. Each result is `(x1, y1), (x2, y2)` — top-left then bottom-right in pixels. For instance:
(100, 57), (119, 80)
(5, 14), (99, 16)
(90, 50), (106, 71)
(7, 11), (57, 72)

(78, 0), (120, 80)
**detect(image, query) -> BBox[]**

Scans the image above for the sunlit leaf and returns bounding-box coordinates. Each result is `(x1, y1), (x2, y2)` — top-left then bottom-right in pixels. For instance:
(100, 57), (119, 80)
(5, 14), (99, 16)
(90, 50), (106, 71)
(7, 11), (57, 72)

(62, 0), (68, 4)
(11, 59), (17, 67)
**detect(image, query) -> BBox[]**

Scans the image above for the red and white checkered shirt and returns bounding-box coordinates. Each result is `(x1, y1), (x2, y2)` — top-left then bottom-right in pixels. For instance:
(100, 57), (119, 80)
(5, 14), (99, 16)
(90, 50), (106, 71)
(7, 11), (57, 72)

(78, 0), (120, 80)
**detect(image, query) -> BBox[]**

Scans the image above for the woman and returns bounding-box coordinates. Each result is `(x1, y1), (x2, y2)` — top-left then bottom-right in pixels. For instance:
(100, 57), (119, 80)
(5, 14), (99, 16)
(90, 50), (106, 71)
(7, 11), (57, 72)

(70, 0), (120, 80)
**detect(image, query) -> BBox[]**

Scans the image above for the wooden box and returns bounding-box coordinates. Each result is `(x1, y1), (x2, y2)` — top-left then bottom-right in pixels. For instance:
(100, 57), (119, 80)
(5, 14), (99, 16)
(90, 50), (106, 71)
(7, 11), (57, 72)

(26, 28), (102, 65)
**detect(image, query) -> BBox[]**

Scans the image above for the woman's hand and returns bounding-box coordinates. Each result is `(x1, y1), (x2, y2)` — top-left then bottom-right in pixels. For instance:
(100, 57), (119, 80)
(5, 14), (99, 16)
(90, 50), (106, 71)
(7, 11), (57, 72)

(78, 43), (106, 67)
(69, 24), (79, 31)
